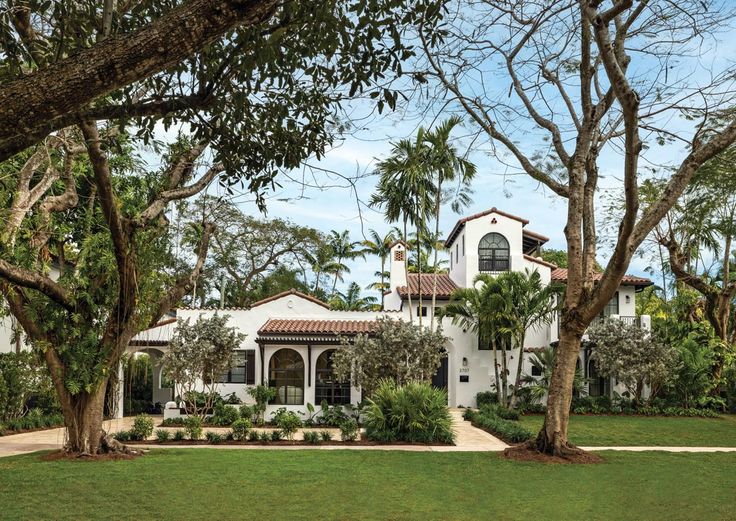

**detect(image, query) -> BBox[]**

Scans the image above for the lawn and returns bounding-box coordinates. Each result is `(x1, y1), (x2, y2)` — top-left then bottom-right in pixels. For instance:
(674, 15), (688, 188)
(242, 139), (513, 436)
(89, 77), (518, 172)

(1, 450), (736, 520)
(518, 413), (736, 446)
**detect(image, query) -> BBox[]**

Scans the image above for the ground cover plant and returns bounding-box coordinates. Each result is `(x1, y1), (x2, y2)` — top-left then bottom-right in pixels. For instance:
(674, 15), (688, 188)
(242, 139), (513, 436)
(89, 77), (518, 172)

(1, 450), (735, 520)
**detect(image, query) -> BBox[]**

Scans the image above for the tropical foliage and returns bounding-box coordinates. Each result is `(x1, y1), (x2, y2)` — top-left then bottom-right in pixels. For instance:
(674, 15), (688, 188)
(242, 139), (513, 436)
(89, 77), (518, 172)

(333, 317), (448, 395)
(162, 314), (245, 419)
(588, 320), (679, 402)
(363, 380), (454, 444)
(440, 270), (562, 407)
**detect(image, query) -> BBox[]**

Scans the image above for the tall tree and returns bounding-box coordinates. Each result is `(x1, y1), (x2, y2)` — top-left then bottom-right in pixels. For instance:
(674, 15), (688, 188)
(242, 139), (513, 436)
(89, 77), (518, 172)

(329, 282), (378, 311)
(362, 229), (396, 308)
(650, 145), (736, 385)
(422, 116), (476, 329)
(416, 0), (736, 457)
(181, 197), (325, 307)
(0, 128), (217, 454)
(327, 230), (365, 296)
(372, 133), (435, 325)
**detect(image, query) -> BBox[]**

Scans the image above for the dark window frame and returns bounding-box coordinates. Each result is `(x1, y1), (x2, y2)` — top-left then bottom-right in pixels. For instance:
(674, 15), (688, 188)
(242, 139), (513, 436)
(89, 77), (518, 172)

(268, 348), (305, 405)
(478, 233), (510, 272)
(601, 292), (619, 318)
(315, 349), (351, 406)
(218, 350), (255, 385)
(416, 305), (428, 317)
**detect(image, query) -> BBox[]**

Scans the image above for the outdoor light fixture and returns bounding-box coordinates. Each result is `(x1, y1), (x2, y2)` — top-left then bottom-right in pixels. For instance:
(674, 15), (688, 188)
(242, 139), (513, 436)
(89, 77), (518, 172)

(462, 357), (468, 367)
(625, 295), (631, 304)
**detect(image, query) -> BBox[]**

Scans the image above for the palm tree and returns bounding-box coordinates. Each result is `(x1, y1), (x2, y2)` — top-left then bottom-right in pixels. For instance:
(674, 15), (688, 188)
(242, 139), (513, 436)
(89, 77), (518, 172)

(520, 347), (587, 404)
(362, 229), (396, 308)
(372, 133), (434, 325)
(327, 230), (366, 296)
(308, 244), (341, 296)
(439, 273), (513, 404)
(503, 269), (564, 408)
(330, 282), (378, 311)
(422, 116), (476, 330)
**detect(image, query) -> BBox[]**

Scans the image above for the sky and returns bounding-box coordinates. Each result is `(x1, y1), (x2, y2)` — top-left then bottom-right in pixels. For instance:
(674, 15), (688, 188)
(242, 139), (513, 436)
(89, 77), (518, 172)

(150, 3), (736, 302)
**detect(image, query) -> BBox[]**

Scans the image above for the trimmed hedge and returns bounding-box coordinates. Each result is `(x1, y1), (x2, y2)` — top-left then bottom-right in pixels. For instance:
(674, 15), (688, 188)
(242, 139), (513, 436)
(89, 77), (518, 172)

(464, 407), (534, 444)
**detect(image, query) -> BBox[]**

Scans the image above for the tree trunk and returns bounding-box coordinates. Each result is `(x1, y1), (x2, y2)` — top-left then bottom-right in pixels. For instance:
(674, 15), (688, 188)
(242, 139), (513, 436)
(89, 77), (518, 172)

(60, 379), (109, 454)
(403, 218), (413, 324)
(416, 200), (423, 328)
(492, 336), (502, 405)
(500, 337), (509, 407)
(510, 332), (526, 408)
(535, 326), (585, 456)
(430, 188), (441, 330)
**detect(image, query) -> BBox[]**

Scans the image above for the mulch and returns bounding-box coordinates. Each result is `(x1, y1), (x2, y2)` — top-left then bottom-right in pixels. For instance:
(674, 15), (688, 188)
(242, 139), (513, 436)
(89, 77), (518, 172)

(39, 450), (142, 462)
(131, 438), (454, 447)
(502, 443), (604, 464)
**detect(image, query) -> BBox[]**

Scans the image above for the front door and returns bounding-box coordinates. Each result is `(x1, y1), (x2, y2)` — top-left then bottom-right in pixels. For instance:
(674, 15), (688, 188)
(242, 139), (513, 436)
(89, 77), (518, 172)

(431, 356), (449, 390)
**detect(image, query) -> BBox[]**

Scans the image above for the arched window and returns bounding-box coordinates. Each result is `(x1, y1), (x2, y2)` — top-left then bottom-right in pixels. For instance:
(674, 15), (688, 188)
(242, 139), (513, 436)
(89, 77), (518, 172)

(269, 349), (305, 405)
(478, 233), (510, 272)
(315, 350), (351, 406)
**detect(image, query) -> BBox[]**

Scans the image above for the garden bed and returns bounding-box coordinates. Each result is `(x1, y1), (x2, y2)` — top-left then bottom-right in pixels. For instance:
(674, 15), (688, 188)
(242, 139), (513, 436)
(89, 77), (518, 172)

(129, 437), (454, 447)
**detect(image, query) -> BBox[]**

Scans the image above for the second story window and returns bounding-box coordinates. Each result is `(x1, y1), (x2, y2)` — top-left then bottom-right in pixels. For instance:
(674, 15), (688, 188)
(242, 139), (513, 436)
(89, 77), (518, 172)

(600, 292), (619, 318)
(478, 233), (510, 272)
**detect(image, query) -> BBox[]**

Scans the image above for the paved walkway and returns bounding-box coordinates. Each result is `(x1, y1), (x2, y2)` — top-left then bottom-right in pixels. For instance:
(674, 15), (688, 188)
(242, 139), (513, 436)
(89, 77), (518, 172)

(2, 411), (735, 457)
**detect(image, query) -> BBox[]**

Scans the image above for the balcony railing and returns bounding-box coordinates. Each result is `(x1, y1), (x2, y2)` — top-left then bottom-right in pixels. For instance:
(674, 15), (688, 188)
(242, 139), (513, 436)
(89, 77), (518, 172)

(557, 314), (651, 337)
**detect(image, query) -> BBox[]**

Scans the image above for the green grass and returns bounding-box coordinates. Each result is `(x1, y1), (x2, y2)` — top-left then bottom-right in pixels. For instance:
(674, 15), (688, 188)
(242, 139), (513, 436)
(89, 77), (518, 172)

(1, 450), (736, 520)
(518, 413), (736, 446)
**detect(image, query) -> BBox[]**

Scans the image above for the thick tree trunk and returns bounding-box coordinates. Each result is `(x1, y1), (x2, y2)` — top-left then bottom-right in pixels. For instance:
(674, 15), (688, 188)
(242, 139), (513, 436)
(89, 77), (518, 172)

(535, 326), (585, 456)
(60, 379), (109, 454)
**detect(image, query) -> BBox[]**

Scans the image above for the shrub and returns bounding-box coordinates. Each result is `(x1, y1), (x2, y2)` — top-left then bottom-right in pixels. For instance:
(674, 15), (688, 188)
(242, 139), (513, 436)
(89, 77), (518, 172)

(270, 429), (282, 441)
(302, 431), (320, 444)
(258, 431), (271, 443)
(318, 401), (350, 427)
(185, 416), (203, 440)
(205, 431), (224, 444)
(131, 414), (154, 440)
(363, 380), (454, 444)
(248, 430), (260, 442)
(113, 430), (132, 442)
(209, 403), (240, 426)
(320, 430), (333, 442)
(272, 408), (302, 440)
(225, 392), (242, 404)
(480, 404), (519, 421)
(339, 418), (359, 442)
(172, 429), (185, 441)
(248, 385), (277, 425)
(239, 404), (256, 423)
(230, 418), (252, 441)
(155, 429), (171, 442)
(465, 408), (534, 444)
(476, 391), (497, 407)
(161, 417), (186, 427)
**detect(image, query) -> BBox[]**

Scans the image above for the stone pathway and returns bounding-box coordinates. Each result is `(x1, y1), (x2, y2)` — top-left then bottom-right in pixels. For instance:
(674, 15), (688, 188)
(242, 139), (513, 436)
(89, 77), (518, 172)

(0, 417), (135, 458)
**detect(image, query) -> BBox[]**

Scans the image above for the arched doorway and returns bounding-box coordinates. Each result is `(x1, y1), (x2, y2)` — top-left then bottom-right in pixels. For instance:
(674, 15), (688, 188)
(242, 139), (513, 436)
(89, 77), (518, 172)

(268, 348), (305, 405)
(315, 349), (351, 405)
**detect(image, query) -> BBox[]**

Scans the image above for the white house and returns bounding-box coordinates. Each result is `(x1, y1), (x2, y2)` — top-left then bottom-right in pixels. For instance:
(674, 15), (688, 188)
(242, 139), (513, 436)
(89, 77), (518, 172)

(127, 207), (652, 418)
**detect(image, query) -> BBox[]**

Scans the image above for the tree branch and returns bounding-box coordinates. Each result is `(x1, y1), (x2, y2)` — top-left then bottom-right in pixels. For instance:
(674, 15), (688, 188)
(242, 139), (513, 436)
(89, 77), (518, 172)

(149, 221), (215, 326)
(0, 0), (281, 161)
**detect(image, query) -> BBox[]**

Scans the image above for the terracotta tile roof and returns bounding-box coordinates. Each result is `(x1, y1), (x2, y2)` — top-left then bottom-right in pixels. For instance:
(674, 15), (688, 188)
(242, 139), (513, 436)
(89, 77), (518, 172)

(550, 268), (652, 287)
(445, 207), (529, 246)
(397, 273), (458, 299)
(249, 289), (330, 309)
(523, 254), (558, 269)
(258, 318), (378, 336)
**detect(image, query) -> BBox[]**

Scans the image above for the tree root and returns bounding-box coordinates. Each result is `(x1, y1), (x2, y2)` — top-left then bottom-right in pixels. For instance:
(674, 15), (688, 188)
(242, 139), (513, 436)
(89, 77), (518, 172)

(502, 439), (602, 464)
